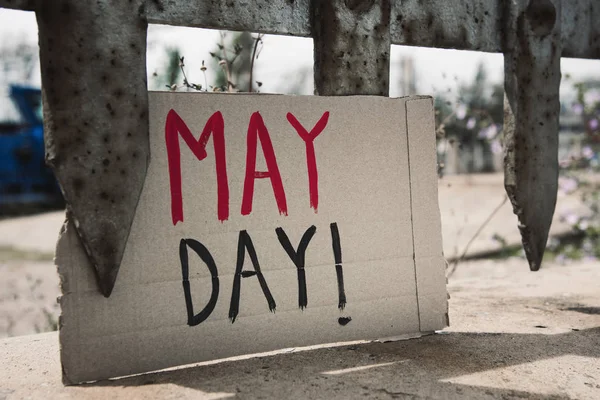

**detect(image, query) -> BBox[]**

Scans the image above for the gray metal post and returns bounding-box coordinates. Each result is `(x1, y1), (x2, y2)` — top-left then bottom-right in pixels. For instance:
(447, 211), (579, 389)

(503, 0), (562, 270)
(36, 1), (150, 296)
(312, 0), (391, 96)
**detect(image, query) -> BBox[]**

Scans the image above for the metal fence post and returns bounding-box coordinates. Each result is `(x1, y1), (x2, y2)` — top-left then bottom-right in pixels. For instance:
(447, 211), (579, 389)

(312, 0), (391, 96)
(1, 0), (598, 294)
(503, 0), (562, 270)
(36, 1), (150, 296)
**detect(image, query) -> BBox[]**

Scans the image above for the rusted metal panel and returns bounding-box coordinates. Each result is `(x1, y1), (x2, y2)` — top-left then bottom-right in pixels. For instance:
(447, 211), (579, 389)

(312, 0), (391, 96)
(503, 0), (561, 271)
(36, 1), (150, 296)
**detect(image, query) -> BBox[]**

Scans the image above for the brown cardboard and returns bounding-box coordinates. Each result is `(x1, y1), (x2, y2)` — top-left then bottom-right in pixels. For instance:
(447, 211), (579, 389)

(57, 93), (447, 384)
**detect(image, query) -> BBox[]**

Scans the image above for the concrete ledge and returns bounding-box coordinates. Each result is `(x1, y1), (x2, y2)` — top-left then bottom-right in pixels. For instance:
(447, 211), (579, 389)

(2, 258), (600, 399)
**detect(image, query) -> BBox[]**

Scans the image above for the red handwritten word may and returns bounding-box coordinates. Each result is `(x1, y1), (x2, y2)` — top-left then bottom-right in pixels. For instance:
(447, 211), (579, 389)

(165, 110), (330, 225)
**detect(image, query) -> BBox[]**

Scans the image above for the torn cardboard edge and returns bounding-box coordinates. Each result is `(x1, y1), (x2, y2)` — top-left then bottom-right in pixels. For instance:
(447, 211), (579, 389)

(57, 94), (447, 384)
(405, 97), (449, 331)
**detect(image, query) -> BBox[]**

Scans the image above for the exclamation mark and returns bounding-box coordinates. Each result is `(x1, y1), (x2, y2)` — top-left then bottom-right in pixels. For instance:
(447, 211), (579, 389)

(330, 222), (346, 310)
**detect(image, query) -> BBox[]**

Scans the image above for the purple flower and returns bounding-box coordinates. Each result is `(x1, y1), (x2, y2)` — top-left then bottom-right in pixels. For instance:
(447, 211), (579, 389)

(558, 176), (578, 194)
(572, 103), (584, 115)
(559, 159), (572, 168)
(589, 119), (599, 130)
(491, 139), (502, 154)
(560, 209), (579, 225)
(584, 90), (600, 107)
(455, 103), (467, 120)
(466, 117), (476, 130)
(582, 145), (594, 160)
(478, 124), (498, 140)
(566, 213), (579, 225)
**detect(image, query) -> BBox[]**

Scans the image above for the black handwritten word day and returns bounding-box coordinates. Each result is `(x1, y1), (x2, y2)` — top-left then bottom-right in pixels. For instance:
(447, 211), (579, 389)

(165, 109), (348, 326)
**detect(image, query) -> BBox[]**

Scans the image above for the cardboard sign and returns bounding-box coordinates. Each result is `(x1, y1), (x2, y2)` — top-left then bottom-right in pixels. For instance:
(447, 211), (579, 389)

(57, 93), (447, 384)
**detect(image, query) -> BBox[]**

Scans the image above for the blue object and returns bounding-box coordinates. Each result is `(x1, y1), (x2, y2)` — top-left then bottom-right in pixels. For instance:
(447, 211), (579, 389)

(0, 85), (62, 208)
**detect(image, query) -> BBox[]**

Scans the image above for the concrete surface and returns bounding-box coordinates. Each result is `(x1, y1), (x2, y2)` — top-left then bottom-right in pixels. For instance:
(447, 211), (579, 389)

(0, 260), (60, 338)
(0, 211), (64, 255)
(1, 257), (599, 399)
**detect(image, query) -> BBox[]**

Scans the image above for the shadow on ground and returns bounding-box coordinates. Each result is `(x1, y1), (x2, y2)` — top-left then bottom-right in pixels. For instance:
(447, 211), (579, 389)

(85, 327), (600, 399)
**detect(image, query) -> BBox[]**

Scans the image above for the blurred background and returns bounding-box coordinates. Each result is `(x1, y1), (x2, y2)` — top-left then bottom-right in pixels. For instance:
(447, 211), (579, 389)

(1, 8), (599, 338)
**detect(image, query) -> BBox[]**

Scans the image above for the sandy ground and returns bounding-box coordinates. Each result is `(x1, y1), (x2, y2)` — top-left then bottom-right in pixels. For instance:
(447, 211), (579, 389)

(0, 211), (65, 255)
(437, 173), (584, 258)
(0, 210), (63, 338)
(0, 260), (60, 338)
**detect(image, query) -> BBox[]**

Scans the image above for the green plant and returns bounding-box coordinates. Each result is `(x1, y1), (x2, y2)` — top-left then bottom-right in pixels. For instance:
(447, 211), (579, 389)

(551, 79), (600, 262)
(435, 63), (504, 177)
